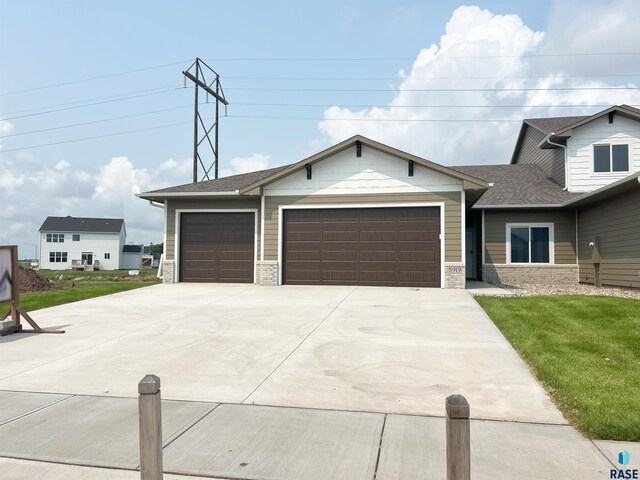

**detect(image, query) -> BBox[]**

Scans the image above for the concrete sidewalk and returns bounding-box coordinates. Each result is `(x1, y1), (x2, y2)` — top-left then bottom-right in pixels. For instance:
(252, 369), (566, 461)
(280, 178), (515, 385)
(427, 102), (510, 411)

(0, 390), (622, 480)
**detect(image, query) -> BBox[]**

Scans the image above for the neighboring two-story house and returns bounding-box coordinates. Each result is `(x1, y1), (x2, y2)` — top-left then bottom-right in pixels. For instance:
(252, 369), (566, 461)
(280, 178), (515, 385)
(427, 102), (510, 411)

(138, 104), (639, 289)
(39, 216), (126, 270)
(453, 104), (640, 288)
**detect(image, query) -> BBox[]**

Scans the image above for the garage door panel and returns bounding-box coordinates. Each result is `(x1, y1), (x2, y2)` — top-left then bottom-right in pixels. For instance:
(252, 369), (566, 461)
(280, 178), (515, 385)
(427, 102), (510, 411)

(180, 212), (254, 283)
(322, 270), (359, 283)
(283, 207), (441, 287)
(323, 250), (359, 262)
(359, 230), (397, 242)
(358, 250), (397, 262)
(322, 230), (359, 242)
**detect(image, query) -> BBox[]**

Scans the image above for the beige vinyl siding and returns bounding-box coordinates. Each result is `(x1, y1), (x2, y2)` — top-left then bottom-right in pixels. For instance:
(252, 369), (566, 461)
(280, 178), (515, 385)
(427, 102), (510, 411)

(165, 198), (260, 261)
(515, 125), (566, 187)
(263, 192), (462, 263)
(484, 209), (576, 265)
(577, 188), (640, 287)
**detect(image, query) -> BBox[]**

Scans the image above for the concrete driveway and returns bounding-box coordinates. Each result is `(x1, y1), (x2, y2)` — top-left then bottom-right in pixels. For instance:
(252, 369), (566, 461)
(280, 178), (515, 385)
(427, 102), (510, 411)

(0, 283), (563, 424)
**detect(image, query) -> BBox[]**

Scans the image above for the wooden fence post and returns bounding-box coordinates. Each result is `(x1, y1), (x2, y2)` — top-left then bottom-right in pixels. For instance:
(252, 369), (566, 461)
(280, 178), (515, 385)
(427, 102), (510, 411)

(446, 394), (470, 480)
(139, 374), (163, 480)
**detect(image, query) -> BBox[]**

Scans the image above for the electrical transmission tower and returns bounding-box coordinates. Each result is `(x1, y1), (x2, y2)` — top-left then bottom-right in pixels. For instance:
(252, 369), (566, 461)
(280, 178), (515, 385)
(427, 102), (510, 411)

(183, 58), (228, 182)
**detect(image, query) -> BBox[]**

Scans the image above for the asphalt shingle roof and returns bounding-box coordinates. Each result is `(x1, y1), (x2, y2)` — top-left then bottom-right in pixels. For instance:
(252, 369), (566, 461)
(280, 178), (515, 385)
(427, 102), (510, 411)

(141, 154), (584, 207)
(40, 216), (124, 233)
(523, 116), (589, 135)
(122, 245), (142, 253)
(142, 165), (291, 195)
(450, 164), (581, 207)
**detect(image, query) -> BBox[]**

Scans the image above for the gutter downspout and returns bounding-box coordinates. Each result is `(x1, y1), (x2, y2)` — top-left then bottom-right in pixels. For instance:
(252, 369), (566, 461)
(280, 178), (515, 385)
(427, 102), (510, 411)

(544, 132), (569, 191)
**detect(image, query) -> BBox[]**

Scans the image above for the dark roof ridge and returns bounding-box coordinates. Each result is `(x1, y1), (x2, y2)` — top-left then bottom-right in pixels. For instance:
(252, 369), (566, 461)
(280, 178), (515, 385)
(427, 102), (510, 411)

(40, 216), (125, 233)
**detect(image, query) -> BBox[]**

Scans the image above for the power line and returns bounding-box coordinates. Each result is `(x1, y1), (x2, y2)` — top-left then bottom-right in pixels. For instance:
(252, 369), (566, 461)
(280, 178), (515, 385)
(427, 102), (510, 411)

(0, 87), (183, 121)
(6, 100), (634, 139)
(0, 104), (196, 138)
(226, 86), (640, 93)
(0, 60), (191, 97)
(3, 52), (638, 98)
(225, 114), (523, 123)
(0, 121), (192, 153)
(233, 102), (640, 109)
(1, 84), (182, 116)
(206, 52), (640, 61)
(224, 73), (640, 81)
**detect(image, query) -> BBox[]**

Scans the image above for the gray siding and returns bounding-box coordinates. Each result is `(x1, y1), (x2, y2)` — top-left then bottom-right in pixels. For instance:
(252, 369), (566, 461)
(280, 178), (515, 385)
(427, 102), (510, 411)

(484, 209), (576, 265)
(264, 192), (463, 263)
(514, 125), (566, 187)
(165, 198), (260, 261)
(577, 188), (640, 288)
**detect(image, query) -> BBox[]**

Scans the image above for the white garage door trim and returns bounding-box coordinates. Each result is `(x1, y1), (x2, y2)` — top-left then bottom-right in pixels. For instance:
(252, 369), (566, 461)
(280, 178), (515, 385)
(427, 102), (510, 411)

(174, 209), (259, 283)
(277, 202), (446, 288)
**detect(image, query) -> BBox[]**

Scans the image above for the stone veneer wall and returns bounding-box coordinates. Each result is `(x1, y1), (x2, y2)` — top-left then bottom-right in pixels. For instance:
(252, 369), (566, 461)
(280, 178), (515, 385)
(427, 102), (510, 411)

(483, 264), (579, 286)
(256, 261), (278, 286)
(444, 262), (465, 289)
(162, 260), (175, 284)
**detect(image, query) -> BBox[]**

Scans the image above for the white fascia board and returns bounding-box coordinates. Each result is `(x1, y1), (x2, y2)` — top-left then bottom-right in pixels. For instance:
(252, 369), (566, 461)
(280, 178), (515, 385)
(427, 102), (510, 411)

(472, 204), (564, 209)
(136, 191), (241, 198)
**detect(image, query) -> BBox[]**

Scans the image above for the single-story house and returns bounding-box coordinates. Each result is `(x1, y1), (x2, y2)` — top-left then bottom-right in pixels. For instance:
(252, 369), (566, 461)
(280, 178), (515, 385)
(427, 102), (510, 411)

(138, 104), (640, 289)
(39, 216), (127, 270)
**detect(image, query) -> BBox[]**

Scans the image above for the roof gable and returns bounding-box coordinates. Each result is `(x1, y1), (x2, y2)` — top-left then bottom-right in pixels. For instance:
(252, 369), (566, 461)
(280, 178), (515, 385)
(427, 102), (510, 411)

(511, 105), (640, 162)
(263, 143), (465, 196)
(40, 216), (124, 233)
(240, 135), (487, 194)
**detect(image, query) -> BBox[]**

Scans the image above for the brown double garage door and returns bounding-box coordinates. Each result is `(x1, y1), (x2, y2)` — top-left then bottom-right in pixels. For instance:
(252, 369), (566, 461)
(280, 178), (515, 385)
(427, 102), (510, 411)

(283, 207), (441, 287)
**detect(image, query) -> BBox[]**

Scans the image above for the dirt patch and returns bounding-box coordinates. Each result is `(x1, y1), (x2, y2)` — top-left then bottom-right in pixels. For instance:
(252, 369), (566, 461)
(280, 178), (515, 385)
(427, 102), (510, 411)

(18, 266), (55, 293)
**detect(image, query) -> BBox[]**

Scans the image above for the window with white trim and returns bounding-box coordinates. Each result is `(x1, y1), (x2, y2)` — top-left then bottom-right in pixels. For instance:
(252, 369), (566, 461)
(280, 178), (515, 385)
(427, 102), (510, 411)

(104, 253), (110, 259)
(49, 252), (68, 263)
(72, 234), (80, 241)
(593, 143), (630, 173)
(507, 224), (553, 264)
(46, 233), (65, 243)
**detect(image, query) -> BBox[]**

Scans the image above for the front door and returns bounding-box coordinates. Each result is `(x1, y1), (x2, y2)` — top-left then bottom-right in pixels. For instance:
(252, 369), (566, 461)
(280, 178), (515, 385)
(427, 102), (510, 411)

(465, 228), (475, 279)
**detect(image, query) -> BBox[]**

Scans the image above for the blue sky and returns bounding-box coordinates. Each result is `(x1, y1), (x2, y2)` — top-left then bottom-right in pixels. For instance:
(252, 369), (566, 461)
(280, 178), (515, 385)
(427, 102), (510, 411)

(1, 0), (639, 257)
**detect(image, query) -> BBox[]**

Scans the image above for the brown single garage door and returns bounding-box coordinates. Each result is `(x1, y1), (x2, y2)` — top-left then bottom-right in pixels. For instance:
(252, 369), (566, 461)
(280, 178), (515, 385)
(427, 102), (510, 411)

(180, 212), (254, 283)
(283, 207), (440, 287)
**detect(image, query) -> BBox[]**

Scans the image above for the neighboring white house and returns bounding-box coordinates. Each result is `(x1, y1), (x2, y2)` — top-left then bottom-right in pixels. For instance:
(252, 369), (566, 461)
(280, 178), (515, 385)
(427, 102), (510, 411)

(39, 216), (126, 270)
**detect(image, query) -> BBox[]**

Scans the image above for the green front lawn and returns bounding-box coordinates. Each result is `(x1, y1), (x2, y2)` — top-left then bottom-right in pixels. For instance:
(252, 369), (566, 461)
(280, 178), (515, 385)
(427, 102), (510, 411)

(17, 283), (154, 311)
(476, 295), (640, 441)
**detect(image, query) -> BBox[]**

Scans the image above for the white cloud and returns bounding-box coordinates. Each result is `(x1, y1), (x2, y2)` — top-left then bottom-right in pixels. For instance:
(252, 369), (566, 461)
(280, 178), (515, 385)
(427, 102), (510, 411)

(55, 160), (70, 170)
(8, 222), (26, 234)
(0, 205), (17, 219)
(318, 3), (640, 165)
(0, 121), (13, 134)
(160, 159), (179, 170)
(0, 171), (25, 195)
(221, 153), (271, 177)
(93, 156), (151, 201)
